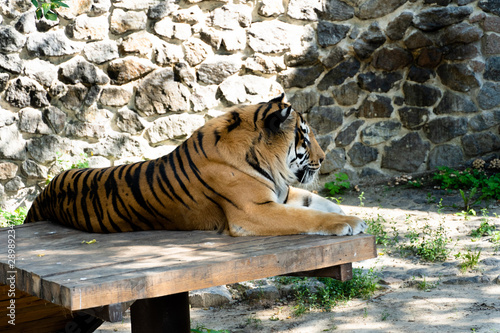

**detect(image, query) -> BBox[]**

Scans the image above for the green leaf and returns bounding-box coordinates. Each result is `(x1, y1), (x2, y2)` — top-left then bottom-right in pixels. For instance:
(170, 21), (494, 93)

(31, 0), (39, 7)
(42, 2), (50, 15)
(45, 11), (58, 21)
(35, 8), (43, 20)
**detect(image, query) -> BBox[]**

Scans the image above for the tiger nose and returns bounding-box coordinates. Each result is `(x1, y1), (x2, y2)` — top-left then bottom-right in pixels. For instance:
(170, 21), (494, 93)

(319, 157), (324, 164)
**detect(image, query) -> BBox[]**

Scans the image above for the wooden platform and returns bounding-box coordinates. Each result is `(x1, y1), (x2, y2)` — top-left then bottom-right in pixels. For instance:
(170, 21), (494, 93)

(1, 221), (376, 332)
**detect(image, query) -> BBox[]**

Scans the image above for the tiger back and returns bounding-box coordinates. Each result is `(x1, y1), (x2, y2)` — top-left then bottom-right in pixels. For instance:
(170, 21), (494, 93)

(25, 95), (367, 237)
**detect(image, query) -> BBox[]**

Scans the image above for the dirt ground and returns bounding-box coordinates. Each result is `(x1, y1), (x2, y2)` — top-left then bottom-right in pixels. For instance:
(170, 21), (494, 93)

(98, 183), (500, 333)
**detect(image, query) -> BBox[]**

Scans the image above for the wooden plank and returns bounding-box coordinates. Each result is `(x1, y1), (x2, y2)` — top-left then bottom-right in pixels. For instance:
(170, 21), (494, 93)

(1, 222), (376, 311)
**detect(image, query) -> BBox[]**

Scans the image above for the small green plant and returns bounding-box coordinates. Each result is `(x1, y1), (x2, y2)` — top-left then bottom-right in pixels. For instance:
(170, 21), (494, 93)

(426, 193), (436, 204)
(491, 231), (500, 252)
(408, 179), (423, 188)
(191, 325), (230, 333)
(245, 315), (262, 329)
(459, 188), (479, 211)
(381, 310), (390, 321)
(358, 191), (365, 207)
(471, 221), (496, 238)
(436, 198), (444, 214)
(455, 247), (481, 273)
(456, 208), (476, 220)
(31, 0), (68, 20)
(0, 207), (28, 227)
(291, 268), (379, 316)
(325, 172), (350, 195)
(414, 276), (440, 291)
(400, 220), (451, 262)
(366, 215), (389, 246)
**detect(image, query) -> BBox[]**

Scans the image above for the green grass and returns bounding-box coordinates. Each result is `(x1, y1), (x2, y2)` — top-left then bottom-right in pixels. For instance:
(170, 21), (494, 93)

(324, 172), (350, 195)
(289, 267), (379, 316)
(0, 207), (28, 227)
(455, 247), (482, 273)
(399, 220), (451, 262)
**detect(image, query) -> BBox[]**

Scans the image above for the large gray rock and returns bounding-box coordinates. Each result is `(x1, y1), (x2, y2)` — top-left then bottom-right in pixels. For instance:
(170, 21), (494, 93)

(320, 148), (346, 174)
(43, 106), (67, 134)
(190, 286), (232, 308)
(66, 14), (109, 41)
(361, 120), (401, 146)
(115, 108), (146, 135)
(0, 26), (26, 52)
(317, 0), (354, 21)
(382, 133), (430, 173)
(358, 72), (402, 93)
(479, 0), (500, 16)
(332, 81), (361, 106)
(110, 8), (147, 34)
(26, 30), (84, 57)
(353, 23), (386, 59)
(0, 162), (18, 180)
(248, 21), (302, 54)
(357, 0), (407, 20)
(436, 63), (480, 92)
(59, 56), (109, 86)
(434, 91), (478, 115)
(23, 59), (57, 87)
(403, 82), (442, 107)
(356, 95), (393, 118)
(335, 120), (364, 147)
(14, 11), (37, 34)
(398, 107), (430, 130)
(477, 82), (500, 110)
(317, 21), (350, 47)
(484, 57), (500, 82)
(423, 117), (468, 144)
(317, 57), (360, 90)
(197, 55), (242, 85)
(99, 86), (132, 107)
(278, 65), (323, 89)
(0, 125), (26, 160)
(0, 53), (23, 73)
(183, 39), (212, 67)
(440, 22), (483, 46)
(107, 57), (156, 84)
(308, 106), (343, 135)
(27, 135), (66, 163)
(90, 133), (143, 158)
(211, 4), (251, 29)
(84, 41), (120, 64)
(135, 68), (190, 116)
(468, 111), (500, 132)
(321, 46), (347, 69)
(461, 132), (500, 156)
(5, 76), (50, 109)
(60, 84), (88, 111)
(348, 143), (378, 167)
(288, 90), (319, 113)
(244, 54), (286, 74)
(19, 108), (52, 134)
(21, 159), (47, 179)
(428, 144), (464, 170)
(413, 6), (473, 31)
(385, 11), (413, 40)
(372, 46), (412, 71)
(145, 113), (205, 144)
(218, 75), (282, 106)
(154, 42), (184, 66)
(65, 120), (106, 139)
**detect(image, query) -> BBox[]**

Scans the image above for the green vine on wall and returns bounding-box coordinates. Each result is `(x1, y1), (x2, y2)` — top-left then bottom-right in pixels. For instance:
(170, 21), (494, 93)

(31, 0), (68, 21)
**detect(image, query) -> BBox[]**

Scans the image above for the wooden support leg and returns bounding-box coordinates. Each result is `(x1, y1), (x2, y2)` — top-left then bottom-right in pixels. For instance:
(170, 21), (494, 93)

(284, 263), (353, 281)
(130, 292), (190, 333)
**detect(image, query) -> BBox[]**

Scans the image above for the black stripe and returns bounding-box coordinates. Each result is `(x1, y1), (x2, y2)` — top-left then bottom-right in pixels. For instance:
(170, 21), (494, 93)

(196, 131), (208, 158)
(260, 103), (274, 120)
(146, 160), (167, 208)
(255, 201), (273, 205)
(183, 143), (240, 209)
(284, 187), (290, 204)
(175, 147), (190, 181)
(245, 147), (274, 183)
(158, 158), (190, 209)
(227, 111), (241, 133)
(168, 153), (197, 203)
(214, 129), (221, 145)
(303, 195), (312, 207)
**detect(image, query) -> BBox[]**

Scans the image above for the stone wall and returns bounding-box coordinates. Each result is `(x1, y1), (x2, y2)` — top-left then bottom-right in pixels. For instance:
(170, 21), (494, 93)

(0, 0), (499, 209)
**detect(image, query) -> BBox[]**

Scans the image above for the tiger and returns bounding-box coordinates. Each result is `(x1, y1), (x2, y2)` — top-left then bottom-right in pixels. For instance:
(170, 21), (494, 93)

(25, 94), (367, 237)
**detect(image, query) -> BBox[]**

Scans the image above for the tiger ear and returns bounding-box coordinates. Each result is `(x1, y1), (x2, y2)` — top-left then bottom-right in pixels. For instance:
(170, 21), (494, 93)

(264, 105), (293, 133)
(268, 93), (286, 104)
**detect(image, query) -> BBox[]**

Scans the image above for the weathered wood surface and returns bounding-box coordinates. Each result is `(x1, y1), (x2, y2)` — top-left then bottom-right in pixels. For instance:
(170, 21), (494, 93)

(0, 221), (376, 312)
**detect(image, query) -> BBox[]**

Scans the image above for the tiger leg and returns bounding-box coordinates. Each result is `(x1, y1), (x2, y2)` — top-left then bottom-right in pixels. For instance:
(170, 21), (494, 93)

(285, 186), (345, 214)
(223, 200), (366, 237)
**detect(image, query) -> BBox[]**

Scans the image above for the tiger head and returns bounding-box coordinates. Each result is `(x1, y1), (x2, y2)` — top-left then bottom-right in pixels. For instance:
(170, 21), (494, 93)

(238, 94), (326, 187)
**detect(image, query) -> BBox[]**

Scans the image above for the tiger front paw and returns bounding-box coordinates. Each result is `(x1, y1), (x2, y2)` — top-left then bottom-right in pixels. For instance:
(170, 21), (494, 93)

(348, 217), (367, 235)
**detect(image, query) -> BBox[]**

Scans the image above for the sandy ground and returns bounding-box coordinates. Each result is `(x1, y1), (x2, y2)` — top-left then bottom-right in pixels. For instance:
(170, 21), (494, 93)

(98, 184), (500, 333)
